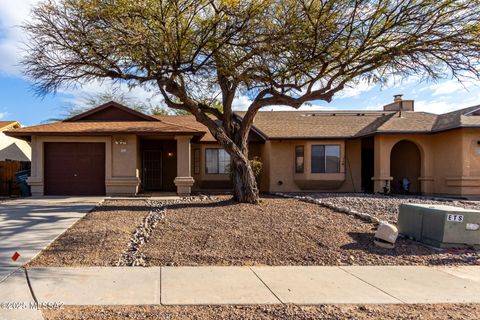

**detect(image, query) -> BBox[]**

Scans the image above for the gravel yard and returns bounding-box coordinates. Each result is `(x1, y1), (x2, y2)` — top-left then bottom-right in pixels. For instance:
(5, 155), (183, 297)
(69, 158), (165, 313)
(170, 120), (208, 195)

(28, 199), (151, 267)
(29, 195), (480, 267)
(140, 196), (479, 266)
(42, 304), (480, 320)
(303, 193), (480, 223)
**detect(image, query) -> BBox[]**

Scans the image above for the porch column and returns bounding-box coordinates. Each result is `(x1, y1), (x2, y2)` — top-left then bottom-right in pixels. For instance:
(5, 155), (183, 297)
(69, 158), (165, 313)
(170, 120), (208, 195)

(174, 136), (195, 196)
(372, 135), (393, 193)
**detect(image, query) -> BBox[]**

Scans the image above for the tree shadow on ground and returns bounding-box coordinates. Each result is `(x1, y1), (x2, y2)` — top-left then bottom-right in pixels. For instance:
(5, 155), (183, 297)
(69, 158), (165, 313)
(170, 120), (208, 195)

(166, 199), (238, 210)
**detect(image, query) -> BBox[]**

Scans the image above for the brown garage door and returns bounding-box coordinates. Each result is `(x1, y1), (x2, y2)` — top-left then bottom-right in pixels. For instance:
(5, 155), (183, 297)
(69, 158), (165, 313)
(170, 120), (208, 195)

(44, 142), (106, 195)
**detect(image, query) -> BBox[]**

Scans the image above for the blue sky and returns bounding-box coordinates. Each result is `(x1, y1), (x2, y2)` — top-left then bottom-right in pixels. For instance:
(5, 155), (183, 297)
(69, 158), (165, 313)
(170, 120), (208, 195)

(1, 1), (480, 126)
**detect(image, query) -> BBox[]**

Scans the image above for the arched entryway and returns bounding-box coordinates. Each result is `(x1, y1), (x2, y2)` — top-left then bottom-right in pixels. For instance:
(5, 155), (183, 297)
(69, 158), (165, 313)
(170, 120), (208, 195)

(390, 140), (421, 194)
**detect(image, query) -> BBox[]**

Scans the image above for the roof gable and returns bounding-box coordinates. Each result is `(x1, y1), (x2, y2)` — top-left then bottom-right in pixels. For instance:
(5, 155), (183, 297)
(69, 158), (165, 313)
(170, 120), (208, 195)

(65, 101), (159, 122)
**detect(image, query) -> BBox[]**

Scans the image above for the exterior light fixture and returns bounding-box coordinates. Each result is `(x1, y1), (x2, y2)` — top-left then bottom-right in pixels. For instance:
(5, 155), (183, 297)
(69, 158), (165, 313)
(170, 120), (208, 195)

(115, 139), (127, 145)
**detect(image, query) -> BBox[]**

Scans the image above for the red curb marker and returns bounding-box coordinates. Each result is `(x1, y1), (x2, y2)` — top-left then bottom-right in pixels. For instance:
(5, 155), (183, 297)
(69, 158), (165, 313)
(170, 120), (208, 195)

(11, 252), (20, 262)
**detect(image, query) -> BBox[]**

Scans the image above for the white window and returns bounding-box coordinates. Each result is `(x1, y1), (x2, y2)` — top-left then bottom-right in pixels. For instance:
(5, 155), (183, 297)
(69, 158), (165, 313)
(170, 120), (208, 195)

(205, 148), (231, 174)
(311, 145), (340, 173)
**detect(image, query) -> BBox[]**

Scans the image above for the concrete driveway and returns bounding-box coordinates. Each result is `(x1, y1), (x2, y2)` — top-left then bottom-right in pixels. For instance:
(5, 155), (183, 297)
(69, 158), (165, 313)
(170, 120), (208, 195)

(0, 197), (103, 269)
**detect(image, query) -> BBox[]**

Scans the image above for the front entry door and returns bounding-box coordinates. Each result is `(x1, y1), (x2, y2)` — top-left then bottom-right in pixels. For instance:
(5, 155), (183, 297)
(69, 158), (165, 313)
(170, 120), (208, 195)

(143, 150), (162, 190)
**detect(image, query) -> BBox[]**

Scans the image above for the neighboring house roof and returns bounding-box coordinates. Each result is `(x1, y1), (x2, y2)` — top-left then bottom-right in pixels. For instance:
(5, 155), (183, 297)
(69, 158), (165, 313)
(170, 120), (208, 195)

(0, 121), (31, 162)
(0, 121), (19, 131)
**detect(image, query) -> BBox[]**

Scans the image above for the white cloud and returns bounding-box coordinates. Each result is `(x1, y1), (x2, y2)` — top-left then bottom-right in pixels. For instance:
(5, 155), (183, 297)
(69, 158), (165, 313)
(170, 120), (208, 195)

(0, 0), (41, 76)
(336, 80), (375, 99)
(428, 79), (476, 96)
(232, 94), (252, 111)
(415, 94), (480, 114)
(415, 99), (458, 114)
(335, 76), (421, 100)
(0, 111), (7, 119)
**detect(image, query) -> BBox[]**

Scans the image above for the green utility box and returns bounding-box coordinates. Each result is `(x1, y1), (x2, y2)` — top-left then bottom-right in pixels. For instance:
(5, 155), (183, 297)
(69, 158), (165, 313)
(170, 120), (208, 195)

(398, 203), (480, 249)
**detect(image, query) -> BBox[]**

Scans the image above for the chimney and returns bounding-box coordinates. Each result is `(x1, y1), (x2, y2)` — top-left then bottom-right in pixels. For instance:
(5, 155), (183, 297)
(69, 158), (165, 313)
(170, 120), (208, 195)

(383, 94), (414, 112)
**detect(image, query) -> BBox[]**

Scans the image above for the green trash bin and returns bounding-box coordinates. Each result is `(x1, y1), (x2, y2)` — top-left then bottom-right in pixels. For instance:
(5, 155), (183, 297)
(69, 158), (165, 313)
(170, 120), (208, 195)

(15, 170), (31, 197)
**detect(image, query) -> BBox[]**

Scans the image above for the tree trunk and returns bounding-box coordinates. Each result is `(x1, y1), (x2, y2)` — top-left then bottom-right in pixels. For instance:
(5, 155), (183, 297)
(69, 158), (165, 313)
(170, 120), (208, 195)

(231, 156), (259, 204)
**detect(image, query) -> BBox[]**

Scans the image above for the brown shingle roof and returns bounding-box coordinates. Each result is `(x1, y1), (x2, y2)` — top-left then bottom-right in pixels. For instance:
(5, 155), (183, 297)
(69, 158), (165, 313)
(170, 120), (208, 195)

(374, 111), (438, 133)
(152, 115), (216, 142)
(7, 103), (480, 141)
(237, 111), (393, 138)
(432, 105), (480, 131)
(6, 121), (204, 136)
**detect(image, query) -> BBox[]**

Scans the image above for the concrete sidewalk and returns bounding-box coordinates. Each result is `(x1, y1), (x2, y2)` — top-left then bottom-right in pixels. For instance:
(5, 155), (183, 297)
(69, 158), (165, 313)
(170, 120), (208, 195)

(1, 265), (479, 318)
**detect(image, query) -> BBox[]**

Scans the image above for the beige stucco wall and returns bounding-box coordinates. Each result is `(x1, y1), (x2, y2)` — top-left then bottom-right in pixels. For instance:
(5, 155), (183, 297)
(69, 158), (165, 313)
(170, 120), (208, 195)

(372, 134), (434, 194)
(109, 134), (140, 194)
(191, 142), (268, 191)
(26, 128), (480, 198)
(265, 139), (361, 193)
(191, 143), (233, 190)
(438, 128), (480, 197)
(0, 129), (31, 162)
(27, 135), (140, 196)
(372, 129), (480, 197)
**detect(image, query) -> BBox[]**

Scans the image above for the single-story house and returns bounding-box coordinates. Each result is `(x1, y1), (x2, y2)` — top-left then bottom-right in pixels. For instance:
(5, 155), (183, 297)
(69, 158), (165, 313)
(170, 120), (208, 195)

(6, 96), (480, 198)
(0, 121), (31, 162)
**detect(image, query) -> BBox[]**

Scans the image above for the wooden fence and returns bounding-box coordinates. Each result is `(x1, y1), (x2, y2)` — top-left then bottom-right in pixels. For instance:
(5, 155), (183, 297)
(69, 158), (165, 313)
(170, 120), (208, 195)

(0, 161), (30, 197)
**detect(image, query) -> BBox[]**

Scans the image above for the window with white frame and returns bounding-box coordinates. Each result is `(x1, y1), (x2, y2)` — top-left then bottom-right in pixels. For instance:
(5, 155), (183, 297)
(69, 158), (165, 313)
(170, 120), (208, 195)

(205, 148), (231, 174)
(311, 145), (341, 173)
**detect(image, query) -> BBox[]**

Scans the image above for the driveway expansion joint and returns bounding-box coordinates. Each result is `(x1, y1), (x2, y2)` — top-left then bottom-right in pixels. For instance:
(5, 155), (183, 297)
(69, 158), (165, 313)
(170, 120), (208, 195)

(23, 267), (39, 305)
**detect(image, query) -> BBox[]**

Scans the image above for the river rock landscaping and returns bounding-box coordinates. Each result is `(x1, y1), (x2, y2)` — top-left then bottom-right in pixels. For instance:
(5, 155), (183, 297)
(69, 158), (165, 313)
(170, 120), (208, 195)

(29, 195), (480, 267)
(298, 192), (480, 223)
(139, 196), (480, 266)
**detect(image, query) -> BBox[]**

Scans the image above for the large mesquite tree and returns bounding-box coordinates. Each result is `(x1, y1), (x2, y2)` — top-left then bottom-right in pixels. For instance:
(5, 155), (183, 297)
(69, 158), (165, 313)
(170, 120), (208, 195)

(23, 0), (480, 203)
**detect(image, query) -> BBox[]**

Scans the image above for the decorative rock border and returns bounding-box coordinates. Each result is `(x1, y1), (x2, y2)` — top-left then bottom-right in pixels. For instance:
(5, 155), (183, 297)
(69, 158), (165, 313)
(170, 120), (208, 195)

(117, 200), (167, 266)
(117, 195), (218, 266)
(274, 193), (382, 225)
